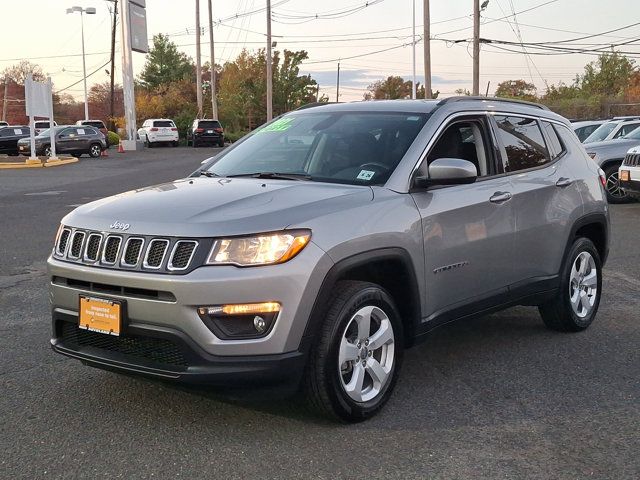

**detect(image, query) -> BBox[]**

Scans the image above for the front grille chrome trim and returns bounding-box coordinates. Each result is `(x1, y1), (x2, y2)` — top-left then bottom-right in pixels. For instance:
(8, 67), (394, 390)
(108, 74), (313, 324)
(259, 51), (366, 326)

(56, 228), (72, 256)
(68, 230), (86, 259)
(120, 237), (145, 267)
(101, 235), (123, 265)
(167, 240), (199, 271)
(143, 239), (170, 270)
(83, 233), (103, 262)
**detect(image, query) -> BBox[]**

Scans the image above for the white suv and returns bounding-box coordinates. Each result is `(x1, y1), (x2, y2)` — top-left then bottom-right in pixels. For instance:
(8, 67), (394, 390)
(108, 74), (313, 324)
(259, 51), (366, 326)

(584, 118), (640, 144)
(137, 119), (179, 147)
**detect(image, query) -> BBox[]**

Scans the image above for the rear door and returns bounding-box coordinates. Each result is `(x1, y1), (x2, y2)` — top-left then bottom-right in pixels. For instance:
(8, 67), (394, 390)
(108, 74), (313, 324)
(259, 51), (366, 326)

(411, 114), (517, 320)
(56, 127), (77, 152)
(492, 115), (583, 286)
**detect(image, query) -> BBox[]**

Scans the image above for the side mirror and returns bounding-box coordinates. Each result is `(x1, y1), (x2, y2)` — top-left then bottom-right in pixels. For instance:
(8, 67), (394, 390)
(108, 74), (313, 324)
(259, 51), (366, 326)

(414, 158), (478, 188)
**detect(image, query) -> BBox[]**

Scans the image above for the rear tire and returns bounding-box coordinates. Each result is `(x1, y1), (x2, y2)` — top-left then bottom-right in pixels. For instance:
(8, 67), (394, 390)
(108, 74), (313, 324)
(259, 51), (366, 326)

(304, 280), (403, 422)
(603, 163), (631, 203)
(218, 138), (224, 148)
(89, 143), (101, 158)
(539, 237), (602, 332)
(192, 140), (198, 148)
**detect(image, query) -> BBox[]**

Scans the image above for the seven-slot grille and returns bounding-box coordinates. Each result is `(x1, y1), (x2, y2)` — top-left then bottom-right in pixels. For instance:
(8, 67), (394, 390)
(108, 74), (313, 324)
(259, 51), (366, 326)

(145, 239), (169, 268)
(54, 228), (200, 273)
(168, 241), (197, 270)
(122, 238), (144, 266)
(623, 152), (640, 167)
(69, 231), (85, 258)
(84, 233), (102, 261)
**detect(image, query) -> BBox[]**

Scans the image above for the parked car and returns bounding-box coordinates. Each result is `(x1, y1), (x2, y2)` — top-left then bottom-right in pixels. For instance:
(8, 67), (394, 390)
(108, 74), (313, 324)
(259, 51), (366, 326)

(619, 145), (640, 200)
(34, 120), (57, 135)
(0, 121), (8, 128)
(48, 98), (608, 422)
(0, 126), (30, 155)
(583, 118), (640, 144)
(76, 119), (108, 137)
(186, 119), (225, 147)
(17, 125), (107, 157)
(584, 126), (640, 203)
(137, 119), (179, 147)
(571, 120), (606, 142)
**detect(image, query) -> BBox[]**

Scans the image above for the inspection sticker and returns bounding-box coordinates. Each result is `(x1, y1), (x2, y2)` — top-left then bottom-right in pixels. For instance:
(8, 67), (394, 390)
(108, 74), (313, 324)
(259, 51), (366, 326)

(357, 170), (375, 181)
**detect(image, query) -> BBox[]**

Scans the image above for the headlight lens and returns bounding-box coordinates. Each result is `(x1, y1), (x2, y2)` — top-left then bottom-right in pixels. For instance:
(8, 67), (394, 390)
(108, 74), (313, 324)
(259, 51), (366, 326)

(206, 230), (311, 266)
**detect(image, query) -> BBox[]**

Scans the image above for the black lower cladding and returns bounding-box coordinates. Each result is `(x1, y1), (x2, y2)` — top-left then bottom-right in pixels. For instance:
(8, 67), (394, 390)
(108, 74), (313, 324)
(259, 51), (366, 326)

(52, 312), (307, 386)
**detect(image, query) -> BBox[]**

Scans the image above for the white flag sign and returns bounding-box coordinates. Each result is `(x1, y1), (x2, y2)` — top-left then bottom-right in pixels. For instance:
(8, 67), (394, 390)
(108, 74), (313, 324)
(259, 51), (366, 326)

(25, 77), (51, 117)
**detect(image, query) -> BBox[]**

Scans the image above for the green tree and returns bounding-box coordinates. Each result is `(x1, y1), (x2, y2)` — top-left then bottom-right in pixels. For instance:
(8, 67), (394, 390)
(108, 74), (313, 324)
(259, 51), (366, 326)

(364, 76), (412, 100)
(578, 51), (636, 97)
(494, 79), (537, 102)
(139, 34), (194, 90)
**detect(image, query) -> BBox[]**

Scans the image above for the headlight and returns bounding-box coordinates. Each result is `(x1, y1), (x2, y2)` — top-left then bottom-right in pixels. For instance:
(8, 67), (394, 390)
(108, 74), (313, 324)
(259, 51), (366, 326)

(206, 230), (311, 266)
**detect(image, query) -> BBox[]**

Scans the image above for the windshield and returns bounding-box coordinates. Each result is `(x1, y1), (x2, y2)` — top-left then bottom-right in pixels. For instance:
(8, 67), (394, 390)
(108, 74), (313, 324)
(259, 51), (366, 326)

(83, 121), (105, 128)
(204, 111), (429, 186)
(584, 122), (617, 143)
(622, 126), (640, 140)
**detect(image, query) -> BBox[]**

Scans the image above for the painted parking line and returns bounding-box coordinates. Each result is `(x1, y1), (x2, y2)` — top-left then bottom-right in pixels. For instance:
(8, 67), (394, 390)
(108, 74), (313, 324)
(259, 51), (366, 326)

(24, 191), (67, 196)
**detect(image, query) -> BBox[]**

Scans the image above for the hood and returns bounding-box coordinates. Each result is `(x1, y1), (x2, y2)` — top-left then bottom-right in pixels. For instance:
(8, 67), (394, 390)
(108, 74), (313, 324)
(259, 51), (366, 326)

(62, 177), (374, 237)
(585, 138), (640, 161)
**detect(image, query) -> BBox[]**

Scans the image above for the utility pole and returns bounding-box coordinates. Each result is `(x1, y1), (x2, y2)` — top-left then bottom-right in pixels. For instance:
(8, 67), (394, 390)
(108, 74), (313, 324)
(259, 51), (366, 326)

(473, 0), (480, 96)
(109, 0), (118, 130)
(195, 0), (203, 118)
(411, 0), (416, 99)
(423, 0), (431, 99)
(2, 77), (7, 122)
(208, 0), (217, 119)
(336, 61), (341, 103)
(266, 0), (273, 121)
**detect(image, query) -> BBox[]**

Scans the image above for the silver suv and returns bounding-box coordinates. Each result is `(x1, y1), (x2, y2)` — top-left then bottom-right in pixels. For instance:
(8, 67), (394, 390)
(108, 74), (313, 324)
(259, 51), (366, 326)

(49, 98), (609, 422)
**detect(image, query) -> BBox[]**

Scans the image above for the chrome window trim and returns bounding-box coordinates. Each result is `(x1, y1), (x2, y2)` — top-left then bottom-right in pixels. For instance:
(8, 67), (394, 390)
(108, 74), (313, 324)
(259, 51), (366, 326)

(82, 233), (103, 263)
(143, 239), (170, 270)
(101, 235), (123, 265)
(120, 237), (145, 267)
(67, 230), (86, 259)
(167, 240), (199, 271)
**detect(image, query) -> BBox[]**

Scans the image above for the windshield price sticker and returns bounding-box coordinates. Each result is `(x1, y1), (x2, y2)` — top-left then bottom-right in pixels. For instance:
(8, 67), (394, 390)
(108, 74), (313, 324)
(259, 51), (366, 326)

(257, 117), (295, 133)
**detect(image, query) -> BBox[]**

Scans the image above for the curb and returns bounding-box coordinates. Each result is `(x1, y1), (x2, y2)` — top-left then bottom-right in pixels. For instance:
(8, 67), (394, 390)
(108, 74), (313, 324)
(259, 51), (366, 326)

(0, 156), (79, 169)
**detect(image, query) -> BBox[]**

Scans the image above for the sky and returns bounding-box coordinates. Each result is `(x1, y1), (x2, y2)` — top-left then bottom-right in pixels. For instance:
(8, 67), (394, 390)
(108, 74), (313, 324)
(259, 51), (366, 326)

(2, 0), (639, 103)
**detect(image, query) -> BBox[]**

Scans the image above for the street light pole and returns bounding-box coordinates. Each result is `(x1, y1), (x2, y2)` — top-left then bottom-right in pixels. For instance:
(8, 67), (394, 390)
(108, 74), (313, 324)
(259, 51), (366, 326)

(67, 6), (96, 121)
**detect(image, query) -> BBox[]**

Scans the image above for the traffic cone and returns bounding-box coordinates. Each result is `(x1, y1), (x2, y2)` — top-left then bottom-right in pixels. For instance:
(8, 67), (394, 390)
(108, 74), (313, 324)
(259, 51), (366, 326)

(118, 141), (125, 153)
(101, 146), (109, 157)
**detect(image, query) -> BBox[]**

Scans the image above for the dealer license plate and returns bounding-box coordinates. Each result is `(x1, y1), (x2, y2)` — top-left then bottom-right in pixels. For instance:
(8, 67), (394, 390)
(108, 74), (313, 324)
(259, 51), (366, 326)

(78, 295), (122, 336)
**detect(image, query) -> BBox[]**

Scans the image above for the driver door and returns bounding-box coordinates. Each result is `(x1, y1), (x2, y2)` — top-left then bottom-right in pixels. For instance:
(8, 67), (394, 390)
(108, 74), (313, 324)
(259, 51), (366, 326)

(410, 115), (517, 322)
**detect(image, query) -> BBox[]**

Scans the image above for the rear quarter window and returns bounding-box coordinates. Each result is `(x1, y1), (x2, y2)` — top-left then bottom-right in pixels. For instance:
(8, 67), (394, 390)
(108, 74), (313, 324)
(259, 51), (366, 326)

(541, 121), (564, 159)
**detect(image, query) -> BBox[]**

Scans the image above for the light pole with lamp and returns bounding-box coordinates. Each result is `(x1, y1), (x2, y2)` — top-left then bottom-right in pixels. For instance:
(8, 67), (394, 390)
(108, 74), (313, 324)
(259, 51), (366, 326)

(66, 5), (96, 121)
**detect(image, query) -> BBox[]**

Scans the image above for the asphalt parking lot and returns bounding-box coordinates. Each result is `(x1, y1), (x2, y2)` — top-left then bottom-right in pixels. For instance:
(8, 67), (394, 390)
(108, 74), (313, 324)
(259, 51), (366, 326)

(0, 146), (638, 479)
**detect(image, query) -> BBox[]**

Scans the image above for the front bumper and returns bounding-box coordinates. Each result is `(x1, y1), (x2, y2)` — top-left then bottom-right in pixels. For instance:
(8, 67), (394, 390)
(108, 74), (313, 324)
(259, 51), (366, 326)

(619, 166), (640, 195)
(51, 310), (306, 385)
(48, 242), (333, 381)
(148, 133), (179, 143)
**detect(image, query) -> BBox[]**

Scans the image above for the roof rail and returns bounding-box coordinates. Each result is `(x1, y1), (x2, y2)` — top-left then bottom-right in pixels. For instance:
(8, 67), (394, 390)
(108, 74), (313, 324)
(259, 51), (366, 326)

(437, 96), (549, 111)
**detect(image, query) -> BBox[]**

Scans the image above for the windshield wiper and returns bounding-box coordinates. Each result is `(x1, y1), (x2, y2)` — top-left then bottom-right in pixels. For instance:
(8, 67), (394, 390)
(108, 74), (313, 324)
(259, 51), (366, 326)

(199, 170), (221, 177)
(226, 172), (312, 181)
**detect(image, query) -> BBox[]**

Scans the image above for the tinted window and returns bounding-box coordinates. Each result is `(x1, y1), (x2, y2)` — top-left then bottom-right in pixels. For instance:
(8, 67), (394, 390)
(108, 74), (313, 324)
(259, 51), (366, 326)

(198, 120), (221, 129)
(541, 122), (564, 159)
(494, 116), (549, 172)
(153, 120), (174, 127)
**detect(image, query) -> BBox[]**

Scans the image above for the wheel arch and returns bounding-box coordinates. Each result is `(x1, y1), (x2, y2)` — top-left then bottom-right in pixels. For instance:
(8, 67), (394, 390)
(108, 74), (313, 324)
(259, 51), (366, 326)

(564, 213), (609, 268)
(302, 248), (422, 349)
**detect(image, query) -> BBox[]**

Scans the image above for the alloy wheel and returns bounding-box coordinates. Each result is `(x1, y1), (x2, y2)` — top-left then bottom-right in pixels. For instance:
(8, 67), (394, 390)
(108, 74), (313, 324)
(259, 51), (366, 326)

(605, 171), (625, 199)
(569, 251), (598, 318)
(338, 305), (395, 402)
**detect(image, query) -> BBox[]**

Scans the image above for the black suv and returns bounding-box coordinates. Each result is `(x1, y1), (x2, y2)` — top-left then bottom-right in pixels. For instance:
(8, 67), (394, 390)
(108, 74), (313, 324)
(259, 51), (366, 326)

(187, 119), (224, 147)
(0, 126), (30, 155)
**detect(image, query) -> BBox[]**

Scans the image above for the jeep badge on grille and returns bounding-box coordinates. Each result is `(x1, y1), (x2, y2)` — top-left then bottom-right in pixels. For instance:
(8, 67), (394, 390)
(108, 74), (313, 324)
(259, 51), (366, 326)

(109, 221), (130, 231)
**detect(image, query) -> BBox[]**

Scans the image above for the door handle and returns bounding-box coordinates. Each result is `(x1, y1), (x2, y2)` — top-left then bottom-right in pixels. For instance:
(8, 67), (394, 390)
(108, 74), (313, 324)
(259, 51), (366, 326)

(489, 191), (512, 204)
(556, 177), (573, 187)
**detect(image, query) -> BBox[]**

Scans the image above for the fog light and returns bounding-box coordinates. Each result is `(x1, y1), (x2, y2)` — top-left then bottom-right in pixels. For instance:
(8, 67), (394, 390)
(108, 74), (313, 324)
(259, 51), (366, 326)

(197, 302), (280, 339)
(254, 316), (266, 333)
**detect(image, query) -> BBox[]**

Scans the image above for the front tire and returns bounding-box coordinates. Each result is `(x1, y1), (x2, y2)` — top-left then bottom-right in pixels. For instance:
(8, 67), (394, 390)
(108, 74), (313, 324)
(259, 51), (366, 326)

(603, 164), (631, 203)
(539, 237), (602, 332)
(304, 280), (403, 422)
(89, 143), (101, 158)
